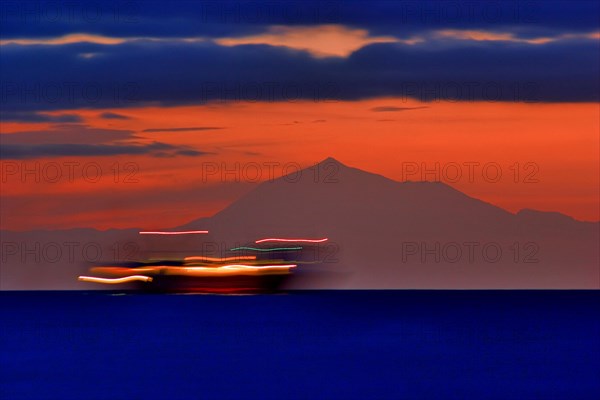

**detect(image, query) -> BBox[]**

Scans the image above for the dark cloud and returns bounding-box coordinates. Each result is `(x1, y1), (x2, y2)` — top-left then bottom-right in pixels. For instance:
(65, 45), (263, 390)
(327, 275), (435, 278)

(371, 106), (429, 112)
(0, 38), (597, 114)
(142, 127), (224, 132)
(0, 124), (137, 144)
(1, 1), (597, 39)
(0, 141), (211, 159)
(175, 149), (206, 156)
(99, 112), (131, 120)
(0, 111), (83, 123)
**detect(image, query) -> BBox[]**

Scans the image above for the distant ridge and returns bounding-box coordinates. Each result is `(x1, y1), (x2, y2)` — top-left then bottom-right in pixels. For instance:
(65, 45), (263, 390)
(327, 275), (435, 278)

(1, 157), (598, 289)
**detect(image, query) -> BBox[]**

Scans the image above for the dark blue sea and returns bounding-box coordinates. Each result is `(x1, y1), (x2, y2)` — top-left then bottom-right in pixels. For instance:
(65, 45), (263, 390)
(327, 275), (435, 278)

(1, 291), (598, 399)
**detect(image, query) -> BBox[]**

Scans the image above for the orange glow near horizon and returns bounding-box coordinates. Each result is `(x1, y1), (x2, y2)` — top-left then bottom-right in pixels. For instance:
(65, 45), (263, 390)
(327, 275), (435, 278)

(1, 99), (598, 230)
(434, 29), (600, 44)
(0, 33), (128, 46)
(215, 24), (401, 57)
(3, 27), (594, 52)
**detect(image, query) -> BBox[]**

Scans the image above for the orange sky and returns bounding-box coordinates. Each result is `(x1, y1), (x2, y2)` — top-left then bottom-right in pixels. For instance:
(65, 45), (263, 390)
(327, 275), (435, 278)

(1, 99), (598, 230)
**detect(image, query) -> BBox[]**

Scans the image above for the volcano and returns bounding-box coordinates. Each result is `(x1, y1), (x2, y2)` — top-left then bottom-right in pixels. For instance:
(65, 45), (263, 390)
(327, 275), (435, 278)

(2, 158), (598, 289)
(178, 157), (599, 289)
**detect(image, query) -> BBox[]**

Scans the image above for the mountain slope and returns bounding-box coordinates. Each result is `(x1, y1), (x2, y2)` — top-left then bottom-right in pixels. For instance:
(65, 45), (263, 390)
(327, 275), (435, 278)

(180, 157), (598, 289)
(2, 158), (598, 289)
(183, 158), (518, 238)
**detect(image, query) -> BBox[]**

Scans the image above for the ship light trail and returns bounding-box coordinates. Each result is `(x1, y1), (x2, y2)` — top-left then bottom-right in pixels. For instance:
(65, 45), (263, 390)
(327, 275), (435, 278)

(255, 238), (328, 244)
(180, 264), (296, 272)
(78, 275), (153, 284)
(230, 246), (302, 252)
(184, 256), (257, 262)
(180, 264), (296, 275)
(221, 264), (296, 270)
(139, 230), (208, 235)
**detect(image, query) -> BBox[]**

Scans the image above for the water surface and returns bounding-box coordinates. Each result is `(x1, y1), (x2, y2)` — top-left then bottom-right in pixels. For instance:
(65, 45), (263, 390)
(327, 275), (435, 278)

(1, 291), (598, 399)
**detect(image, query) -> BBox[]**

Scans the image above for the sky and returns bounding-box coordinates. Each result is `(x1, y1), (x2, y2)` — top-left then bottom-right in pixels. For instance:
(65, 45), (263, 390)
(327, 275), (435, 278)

(1, 0), (599, 230)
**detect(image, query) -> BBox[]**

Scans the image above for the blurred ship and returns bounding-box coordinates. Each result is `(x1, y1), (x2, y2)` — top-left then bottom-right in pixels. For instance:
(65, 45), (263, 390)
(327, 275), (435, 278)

(78, 235), (331, 293)
(78, 256), (296, 294)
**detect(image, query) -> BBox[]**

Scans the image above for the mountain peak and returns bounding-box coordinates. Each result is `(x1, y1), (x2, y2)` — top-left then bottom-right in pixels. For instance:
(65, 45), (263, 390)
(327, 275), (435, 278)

(318, 157), (346, 167)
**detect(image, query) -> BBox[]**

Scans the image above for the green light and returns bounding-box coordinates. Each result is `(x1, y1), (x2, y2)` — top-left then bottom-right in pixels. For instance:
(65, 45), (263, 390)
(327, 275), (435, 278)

(229, 246), (302, 252)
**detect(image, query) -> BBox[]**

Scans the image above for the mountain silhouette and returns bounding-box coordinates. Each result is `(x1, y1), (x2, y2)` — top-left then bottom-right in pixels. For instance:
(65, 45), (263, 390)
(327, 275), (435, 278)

(1, 158), (598, 289)
(182, 157), (593, 235)
(177, 157), (598, 289)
